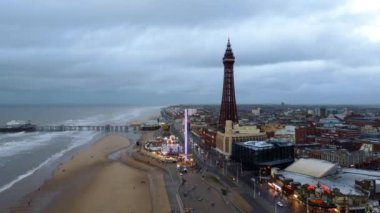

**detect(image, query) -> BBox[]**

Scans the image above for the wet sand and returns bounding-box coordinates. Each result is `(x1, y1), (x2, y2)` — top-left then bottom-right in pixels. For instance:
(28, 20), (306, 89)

(10, 134), (170, 213)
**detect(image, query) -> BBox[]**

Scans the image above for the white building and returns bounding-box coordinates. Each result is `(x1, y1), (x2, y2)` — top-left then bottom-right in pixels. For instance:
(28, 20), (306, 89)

(252, 108), (261, 116)
(215, 120), (266, 158)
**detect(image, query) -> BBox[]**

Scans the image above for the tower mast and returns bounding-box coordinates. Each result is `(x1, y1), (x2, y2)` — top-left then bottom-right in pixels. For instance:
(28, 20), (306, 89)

(218, 39), (238, 131)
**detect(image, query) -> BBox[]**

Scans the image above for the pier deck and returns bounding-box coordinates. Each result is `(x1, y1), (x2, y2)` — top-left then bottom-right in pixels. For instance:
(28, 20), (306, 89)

(37, 123), (143, 132)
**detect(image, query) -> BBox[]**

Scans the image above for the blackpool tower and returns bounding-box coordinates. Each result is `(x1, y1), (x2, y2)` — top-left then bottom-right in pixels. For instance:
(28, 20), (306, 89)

(218, 39), (238, 131)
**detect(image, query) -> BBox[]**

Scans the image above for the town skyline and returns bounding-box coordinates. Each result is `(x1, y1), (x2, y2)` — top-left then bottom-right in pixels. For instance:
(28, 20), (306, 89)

(0, 0), (379, 105)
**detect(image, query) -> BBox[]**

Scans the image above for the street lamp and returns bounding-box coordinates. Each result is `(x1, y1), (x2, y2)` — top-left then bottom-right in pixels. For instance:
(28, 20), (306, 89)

(240, 159), (243, 174)
(251, 178), (256, 199)
(207, 151), (212, 166)
(224, 158), (228, 176)
(275, 200), (278, 213)
(236, 161), (239, 185)
(233, 159), (243, 185)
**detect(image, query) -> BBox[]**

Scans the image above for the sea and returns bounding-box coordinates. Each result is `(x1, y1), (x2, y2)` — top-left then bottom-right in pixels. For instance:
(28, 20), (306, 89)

(0, 105), (161, 209)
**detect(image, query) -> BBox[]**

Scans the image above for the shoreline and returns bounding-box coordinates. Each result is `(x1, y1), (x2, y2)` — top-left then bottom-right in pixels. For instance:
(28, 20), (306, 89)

(0, 131), (105, 211)
(9, 132), (171, 213)
(0, 106), (163, 212)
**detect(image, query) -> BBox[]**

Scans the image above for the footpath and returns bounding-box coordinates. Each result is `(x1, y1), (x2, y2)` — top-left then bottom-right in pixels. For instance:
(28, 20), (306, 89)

(133, 131), (245, 213)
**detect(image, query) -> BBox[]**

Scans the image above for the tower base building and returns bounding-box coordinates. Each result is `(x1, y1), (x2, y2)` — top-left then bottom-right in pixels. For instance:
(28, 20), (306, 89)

(215, 120), (266, 159)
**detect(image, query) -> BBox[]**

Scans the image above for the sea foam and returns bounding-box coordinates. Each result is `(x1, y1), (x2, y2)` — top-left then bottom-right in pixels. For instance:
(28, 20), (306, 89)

(0, 131), (98, 193)
(0, 132), (67, 157)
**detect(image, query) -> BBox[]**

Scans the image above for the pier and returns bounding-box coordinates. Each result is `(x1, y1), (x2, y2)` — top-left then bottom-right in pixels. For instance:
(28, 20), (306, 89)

(37, 122), (143, 132)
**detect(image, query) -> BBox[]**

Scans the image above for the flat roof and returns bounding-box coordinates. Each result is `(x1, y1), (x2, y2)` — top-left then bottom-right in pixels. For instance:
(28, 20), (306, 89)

(235, 140), (293, 150)
(236, 141), (273, 150)
(285, 158), (337, 178)
(279, 171), (365, 196)
(257, 158), (294, 166)
(342, 168), (380, 178)
(279, 159), (380, 196)
(245, 141), (273, 148)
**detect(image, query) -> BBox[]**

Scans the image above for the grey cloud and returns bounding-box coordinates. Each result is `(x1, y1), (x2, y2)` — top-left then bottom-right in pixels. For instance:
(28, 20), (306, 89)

(0, 0), (379, 105)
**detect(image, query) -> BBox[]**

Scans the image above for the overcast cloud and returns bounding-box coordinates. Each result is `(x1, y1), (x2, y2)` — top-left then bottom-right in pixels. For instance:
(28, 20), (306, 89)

(0, 0), (379, 105)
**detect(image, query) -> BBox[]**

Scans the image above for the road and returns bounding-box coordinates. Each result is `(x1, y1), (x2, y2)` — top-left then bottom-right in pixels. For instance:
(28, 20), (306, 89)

(192, 138), (307, 213)
(178, 167), (239, 213)
(167, 116), (307, 213)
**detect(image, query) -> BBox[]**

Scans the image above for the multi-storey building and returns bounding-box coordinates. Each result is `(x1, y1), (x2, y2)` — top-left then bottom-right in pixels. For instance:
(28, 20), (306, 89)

(215, 120), (266, 158)
(231, 139), (294, 170)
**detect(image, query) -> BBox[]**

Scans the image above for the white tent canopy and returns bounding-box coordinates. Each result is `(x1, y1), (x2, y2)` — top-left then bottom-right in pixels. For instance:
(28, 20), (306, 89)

(285, 158), (338, 178)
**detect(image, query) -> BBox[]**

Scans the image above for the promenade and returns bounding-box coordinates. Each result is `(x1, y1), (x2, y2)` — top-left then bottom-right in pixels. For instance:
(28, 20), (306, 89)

(133, 127), (303, 213)
(137, 130), (244, 213)
(179, 167), (240, 213)
(167, 117), (302, 213)
(188, 134), (296, 213)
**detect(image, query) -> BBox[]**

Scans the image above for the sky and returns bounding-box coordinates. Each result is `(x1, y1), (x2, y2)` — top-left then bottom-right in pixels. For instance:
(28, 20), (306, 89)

(0, 0), (380, 105)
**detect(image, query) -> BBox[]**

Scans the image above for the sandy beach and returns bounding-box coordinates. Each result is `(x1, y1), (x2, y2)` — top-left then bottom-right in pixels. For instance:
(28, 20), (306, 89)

(10, 134), (171, 213)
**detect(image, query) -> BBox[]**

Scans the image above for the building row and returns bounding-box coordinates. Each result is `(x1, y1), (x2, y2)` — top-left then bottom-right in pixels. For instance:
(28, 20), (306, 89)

(272, 158), (380, 212)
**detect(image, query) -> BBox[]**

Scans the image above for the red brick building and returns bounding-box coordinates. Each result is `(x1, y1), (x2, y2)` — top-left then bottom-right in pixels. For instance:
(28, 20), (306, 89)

(192, 128), (216, 148)
(345, 114), (380, 127)
(296, 123), (361, 145)
(295, 123), (329, 144)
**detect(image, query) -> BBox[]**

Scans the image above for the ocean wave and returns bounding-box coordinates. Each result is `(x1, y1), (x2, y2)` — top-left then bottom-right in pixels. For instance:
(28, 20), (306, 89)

(109, 108), (141, 124)
(0, 131), (98, 193)
(60, 115), (104, 126)
(59, 108), (142, 126)
(0, 132), (68, 157)
(0, 131), (26, 138)
(0, 131), (38, 140)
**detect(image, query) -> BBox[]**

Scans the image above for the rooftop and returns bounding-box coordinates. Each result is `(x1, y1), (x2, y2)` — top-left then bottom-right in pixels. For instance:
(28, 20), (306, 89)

(279, 171), (365, 196)
(235, 139), (293, 150)
(285, 158), (337, 178)
(279, 159), (380, 196)
(243, 141), (273, 149)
